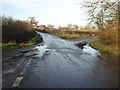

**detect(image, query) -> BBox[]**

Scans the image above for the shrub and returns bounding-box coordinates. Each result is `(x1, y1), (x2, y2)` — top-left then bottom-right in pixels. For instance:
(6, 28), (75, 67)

(2, 16), (36, 43)
(98, 23), (118, 49)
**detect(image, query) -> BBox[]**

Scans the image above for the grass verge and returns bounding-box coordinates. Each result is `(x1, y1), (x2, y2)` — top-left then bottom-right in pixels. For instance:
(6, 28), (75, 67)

(36, 29), (97, 39)
(56, 33), (80, 39)
(89, 41), (118, 57)
(1, 43), (20, 51)
(2, 34), (43, 51)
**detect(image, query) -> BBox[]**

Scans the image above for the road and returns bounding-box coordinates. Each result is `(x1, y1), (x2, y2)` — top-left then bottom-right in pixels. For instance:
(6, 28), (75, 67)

(2, 32), (118, 88)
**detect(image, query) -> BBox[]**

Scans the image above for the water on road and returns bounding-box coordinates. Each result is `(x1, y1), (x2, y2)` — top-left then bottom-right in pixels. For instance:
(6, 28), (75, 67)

(2, 32), (118, 88)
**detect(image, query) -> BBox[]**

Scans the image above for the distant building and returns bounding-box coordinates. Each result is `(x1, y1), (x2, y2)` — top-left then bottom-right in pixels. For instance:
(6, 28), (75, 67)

(37, 25), (46, 30)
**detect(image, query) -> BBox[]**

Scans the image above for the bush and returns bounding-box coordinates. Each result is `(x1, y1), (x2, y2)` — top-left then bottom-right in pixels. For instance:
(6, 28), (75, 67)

(2, 16), (36, 43)
(98, 23), (118, 49)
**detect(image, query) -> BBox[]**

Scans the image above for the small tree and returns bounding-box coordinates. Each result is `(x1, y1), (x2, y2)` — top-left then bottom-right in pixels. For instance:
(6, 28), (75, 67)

(82, 0), (118, 46)
(67, 23), (73, 30)
(47, 24), (54, 30)
(28, 17), (38, 26)
(73, 24), (78, 30)
(82, 0), (118, 30)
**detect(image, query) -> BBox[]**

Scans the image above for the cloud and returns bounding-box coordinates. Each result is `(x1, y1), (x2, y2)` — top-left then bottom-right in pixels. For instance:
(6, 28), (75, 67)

(2, 0), (89, 27)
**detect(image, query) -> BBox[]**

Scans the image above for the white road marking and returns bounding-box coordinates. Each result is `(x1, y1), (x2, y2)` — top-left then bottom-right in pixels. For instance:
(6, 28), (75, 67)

(20, 68), (26, 75)
(29, 59), (32, 62)
(12, 58), (33, 87)
(25, 59), (32, 67)
(22, 58), (25, 61)
(12, 77), (23, 87)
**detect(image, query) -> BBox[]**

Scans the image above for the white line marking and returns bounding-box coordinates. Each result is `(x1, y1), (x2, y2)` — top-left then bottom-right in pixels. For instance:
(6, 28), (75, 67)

(20, 68), (26, 75)
(20, 58), (32, 74)
(29, 59), (32, 62)
(12, 58), (33, 87)
(12, 77), (23, 87)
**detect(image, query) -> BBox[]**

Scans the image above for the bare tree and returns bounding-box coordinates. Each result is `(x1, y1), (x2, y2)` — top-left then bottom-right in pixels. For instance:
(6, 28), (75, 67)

(67, 23), (73, 30)
(73, 24), (78, 30)
(82, 0), (118, 30)
(28, 17), (38, 26)
(47, 24), (54, 30)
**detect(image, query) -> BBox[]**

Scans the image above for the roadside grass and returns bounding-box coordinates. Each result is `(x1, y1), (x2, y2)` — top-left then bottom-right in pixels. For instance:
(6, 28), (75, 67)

(90, 41), (118, 57)
(2, 42), (20, 51)
(56, 33), (96, 39)
(56, 33), (80, 39)
(2, 34), (42, 51)
(36, 28), (97, 39)
(20, 34), (43, 47)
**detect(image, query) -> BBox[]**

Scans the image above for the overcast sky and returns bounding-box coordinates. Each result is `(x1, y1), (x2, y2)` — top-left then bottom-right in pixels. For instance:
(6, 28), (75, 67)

(2, 0), (91, 27)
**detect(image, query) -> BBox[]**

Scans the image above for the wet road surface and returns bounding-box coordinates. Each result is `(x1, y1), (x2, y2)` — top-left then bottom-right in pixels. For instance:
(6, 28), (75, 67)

(2, 32), (118, 88)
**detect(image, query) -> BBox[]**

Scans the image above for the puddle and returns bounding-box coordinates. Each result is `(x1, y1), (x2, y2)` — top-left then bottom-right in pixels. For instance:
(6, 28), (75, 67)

(83, 45), (101, 57)
(35, 44), (48, 58)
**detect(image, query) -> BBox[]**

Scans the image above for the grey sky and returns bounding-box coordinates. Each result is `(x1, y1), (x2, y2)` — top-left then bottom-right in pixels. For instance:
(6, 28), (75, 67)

(2, 0), (90, 27)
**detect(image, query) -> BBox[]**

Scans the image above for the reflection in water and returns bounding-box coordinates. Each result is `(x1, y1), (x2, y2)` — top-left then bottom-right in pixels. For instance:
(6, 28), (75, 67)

(83, 45), (101, 57)
(35, 44), (48, 58)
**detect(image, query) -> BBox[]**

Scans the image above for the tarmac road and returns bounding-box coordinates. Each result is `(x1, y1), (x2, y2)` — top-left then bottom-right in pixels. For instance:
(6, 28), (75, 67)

(2, 32), (118, 88)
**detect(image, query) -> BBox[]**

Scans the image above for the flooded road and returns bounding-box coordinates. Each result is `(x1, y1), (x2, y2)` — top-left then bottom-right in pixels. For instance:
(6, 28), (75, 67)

(2, 32), (118, 88)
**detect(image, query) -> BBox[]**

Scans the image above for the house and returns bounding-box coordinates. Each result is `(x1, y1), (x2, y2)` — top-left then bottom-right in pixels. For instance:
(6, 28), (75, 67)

(37, 25), (46, 30)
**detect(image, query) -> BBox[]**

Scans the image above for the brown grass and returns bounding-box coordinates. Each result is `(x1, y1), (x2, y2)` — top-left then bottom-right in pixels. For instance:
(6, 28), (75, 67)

(35, 27), (97, 39)
(98, 23), (118, 50)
